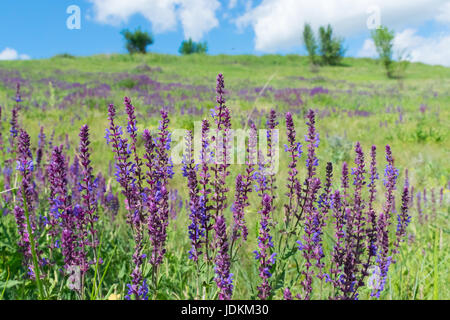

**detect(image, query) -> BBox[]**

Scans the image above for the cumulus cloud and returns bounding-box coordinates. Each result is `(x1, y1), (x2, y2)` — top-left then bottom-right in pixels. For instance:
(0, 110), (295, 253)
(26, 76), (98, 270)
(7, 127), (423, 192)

(0, 48), (30, 60)
(394, 29), (450, 66)
(235, 0), (448, 52)
(357, 29), (450, 67)
(436, 2), (450, 24)
(88, 0), (220, 40)
(357, 39), (378, 58)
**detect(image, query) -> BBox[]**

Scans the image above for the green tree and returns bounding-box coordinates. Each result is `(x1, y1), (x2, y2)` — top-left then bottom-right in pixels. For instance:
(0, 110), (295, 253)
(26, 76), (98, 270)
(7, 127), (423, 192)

(303, 23), (318, 64)
(121, 28), (154, 54)
(318, 24), (345, 65)
(371, 26), (395, 77)
(179, 38), (208, 55)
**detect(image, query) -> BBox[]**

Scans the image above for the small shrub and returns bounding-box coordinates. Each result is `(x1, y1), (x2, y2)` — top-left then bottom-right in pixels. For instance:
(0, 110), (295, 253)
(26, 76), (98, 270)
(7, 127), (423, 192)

(121, 28), (154, 54)
(327, 135), (353, 163)
(318, 24), (345, 65)
(303, 23), (318, 65)
(52, 53), (75, 59)
(372, 26), (410, 79)
(371, 26), (395, 78)
(179, 38), (208, 55)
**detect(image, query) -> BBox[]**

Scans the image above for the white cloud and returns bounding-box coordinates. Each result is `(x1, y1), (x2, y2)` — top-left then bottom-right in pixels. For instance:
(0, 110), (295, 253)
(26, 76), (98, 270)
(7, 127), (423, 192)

(394, 29), (450, 66)
(0, 48), (30, 60)
(357, 39), (377, 58)
(436, 2), (450, 24)
(177, 0), (220, 40)
(228, 0), (238, 9)
(235, 0), (449, 52)
(88, 0), (220, 40)
(357, 29), (450, 66)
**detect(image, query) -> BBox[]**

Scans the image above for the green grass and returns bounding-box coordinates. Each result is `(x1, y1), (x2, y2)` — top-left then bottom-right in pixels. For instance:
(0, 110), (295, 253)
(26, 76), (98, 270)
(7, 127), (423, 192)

(0, 53), (448, 300)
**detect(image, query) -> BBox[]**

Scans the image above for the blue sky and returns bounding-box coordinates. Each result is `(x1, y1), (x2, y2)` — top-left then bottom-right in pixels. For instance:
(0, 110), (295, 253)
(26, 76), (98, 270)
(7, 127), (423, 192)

(0, 0), (449, 66)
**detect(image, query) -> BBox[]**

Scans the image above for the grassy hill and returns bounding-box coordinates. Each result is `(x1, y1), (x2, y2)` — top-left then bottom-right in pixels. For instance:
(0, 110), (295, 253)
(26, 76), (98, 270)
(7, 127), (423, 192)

(0, 53), (448, 299)
(1, 53), (448, 183)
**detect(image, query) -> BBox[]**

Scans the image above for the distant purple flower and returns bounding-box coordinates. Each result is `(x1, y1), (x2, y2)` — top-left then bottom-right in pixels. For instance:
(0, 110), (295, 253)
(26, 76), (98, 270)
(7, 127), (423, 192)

(416, 192), (423, 224)
(309, 86), (328, 97)
(394, 185), (411, 254)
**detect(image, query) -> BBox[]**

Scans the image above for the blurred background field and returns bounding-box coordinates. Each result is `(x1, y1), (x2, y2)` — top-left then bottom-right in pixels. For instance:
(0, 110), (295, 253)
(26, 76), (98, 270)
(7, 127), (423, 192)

(0, 53), (448, 299)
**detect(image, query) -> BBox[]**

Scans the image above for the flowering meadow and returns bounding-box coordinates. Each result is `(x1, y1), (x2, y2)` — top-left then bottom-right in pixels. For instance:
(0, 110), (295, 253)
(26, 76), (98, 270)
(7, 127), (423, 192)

(0, 54), (448, 300)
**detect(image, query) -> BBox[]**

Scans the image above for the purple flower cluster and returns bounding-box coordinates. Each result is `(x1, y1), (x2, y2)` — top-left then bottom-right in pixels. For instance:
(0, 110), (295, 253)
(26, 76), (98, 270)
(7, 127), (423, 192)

(148, 109), (173, 267)
(265, 110), (279, 204)
(299, 177), (322, 299)
(371, 145), (398, 298)
(198, 119), (213, 261)
(283, 112), (301, 225)
(393, 186), (411, 254)
(210, 74), (234, 298)
(14, 130), (40, 278)
(182, 130), (205, 262)
(230, 121), (257, 251)
(278, 110), (412, 300)
(3, 74), (419, 301)
(78, 125), (99, 271)
(210, 74), (232, 221)
(214, 215), (233, 300)
(304, 109), (319, 181)
(110, 104), (144, 300)
(254, 194), (276, 300)
(48, 145), (76, 268)
(106, 98), (174, 300)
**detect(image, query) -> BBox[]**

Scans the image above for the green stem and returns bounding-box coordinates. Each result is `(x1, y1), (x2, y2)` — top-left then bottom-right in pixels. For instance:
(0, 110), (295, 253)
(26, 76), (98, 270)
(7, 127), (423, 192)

(1, 267), (10, 299)
(196, 261), (200, 299)
(432, 228), (439, 300)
